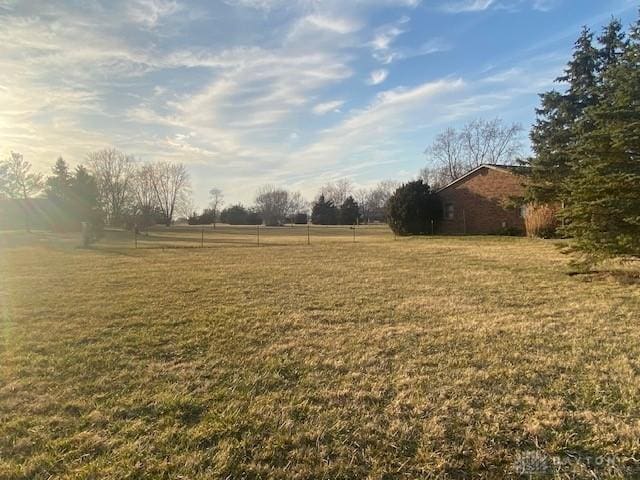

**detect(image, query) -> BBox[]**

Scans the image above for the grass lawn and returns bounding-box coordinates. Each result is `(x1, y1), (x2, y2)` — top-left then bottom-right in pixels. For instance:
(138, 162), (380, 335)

(1, 228), (639, 478)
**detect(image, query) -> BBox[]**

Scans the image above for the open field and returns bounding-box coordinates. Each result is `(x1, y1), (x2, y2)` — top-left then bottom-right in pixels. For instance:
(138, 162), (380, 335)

(1, 230), (640, 478)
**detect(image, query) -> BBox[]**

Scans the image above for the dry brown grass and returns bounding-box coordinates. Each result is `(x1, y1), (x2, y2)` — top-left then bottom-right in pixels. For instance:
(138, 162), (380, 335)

(1, 229), (639, 478)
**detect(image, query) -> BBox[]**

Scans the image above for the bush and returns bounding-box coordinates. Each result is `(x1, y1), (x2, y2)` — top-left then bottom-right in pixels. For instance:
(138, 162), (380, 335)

(524, 203), (557, 238)
(293, 213), (308, 224)
(386, 180), (442, 235)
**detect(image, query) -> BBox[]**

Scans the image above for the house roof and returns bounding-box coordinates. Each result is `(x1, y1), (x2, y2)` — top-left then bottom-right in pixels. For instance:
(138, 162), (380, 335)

(435, 164), (526, 193)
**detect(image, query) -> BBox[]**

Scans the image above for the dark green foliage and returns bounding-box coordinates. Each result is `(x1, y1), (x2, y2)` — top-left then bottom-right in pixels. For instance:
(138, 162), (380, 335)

(386, 180), (441, 235)
(311, 195), (338, 225)
(526, 14), (640, 260)
(45, 157), (72, 204)
(219, 204), (262, 225)
(187, 208), (217, 225)
(339, 196), (360, 225)
(293, 213), (308, 224)
(528, 27), (601, 204)
(562, 18), (640, 259)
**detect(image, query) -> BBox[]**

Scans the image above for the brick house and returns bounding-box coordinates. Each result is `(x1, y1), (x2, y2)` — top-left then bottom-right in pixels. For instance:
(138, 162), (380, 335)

(436, 164), (527, 235)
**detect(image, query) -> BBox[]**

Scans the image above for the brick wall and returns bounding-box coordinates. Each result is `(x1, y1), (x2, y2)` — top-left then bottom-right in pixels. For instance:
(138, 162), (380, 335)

(436, 167), (526, 235)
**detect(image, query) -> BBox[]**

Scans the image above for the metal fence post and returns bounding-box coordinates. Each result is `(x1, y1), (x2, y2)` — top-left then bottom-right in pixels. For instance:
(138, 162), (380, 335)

(307, 223), (310, 245)
(431, 219), (434, 235)
(201, 228), (204, 248)
(257, 225), (260, 246)
(353, 225), (356, 243)
(134, 229), (137, 249)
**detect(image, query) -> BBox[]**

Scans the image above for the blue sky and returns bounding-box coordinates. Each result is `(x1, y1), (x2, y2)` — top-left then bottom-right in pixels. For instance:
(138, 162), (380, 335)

(0, 0), (638, 207)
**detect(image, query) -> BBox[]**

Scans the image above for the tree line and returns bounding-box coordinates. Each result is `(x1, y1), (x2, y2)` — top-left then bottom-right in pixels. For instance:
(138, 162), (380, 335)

(0, 148), (192, 240)
(187, 179), (399, 227)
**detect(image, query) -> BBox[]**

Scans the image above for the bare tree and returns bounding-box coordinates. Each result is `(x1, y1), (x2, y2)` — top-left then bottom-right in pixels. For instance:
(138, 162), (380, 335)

(208, 188), (224, 228)
(424, 127), (465, 185)
(319, 178), (352, 206)
(87, 148), (136, 226)
(287, 191), (307, 220)
(255, 185), (290, 226)
(354, 188), (371, 223)
(131, 163), (158, 229)
(461, 118), (523, 167)
(0, 152), (44, 231)
(423, 118), (523, 186)
(149, 161), (191, 227)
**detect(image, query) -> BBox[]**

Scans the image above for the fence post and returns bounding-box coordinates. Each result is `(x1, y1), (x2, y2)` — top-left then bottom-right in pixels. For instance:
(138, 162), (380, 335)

(353, 225), (356, 243)
(134, 228), (138, 249)
(307, 223), (310, 245)
(201, 228), (204, 248)
(431, 219), (434, 235)
(257, 225), (260, 246)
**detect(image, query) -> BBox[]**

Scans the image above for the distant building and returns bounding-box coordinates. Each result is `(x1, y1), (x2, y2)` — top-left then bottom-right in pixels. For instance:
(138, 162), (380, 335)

(436, 164), (527, 235)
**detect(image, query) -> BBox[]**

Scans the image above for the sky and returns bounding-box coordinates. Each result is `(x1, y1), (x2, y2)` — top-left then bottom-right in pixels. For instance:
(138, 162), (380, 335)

(0, 0), (638, 208)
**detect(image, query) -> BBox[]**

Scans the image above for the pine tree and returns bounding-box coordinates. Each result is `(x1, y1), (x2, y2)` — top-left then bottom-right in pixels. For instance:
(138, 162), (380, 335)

(311, 195), (338, 225)
(528, 27), (600, 203)
(46, 157), (72, 204)
(597, 18), (627, 72)
(339, 196), (360, 225)
(563, 16), (640, 260)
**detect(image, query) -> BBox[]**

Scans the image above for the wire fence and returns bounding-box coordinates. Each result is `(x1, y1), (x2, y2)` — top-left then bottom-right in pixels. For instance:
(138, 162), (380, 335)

(98, 224), (395, 250)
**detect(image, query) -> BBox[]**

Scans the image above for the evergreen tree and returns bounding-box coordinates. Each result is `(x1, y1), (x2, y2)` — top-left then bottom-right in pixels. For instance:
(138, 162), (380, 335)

(563, 16), (640, 259)
(528, 27), (600, 203)
(597, 18), (627, 72)
(45, 157), (72, 204)
(339, 196), (360, 225)
(311, 195), (338, 225)
(69, 165), (102, 228)
(386, 180), (441, 235)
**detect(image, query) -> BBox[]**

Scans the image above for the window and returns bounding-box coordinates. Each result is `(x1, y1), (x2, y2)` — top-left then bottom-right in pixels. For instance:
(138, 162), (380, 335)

(445, 203), (455, 220)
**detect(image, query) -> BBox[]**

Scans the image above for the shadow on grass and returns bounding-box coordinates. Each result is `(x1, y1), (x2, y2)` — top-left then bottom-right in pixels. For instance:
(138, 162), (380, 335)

(568, 269), (640, 285)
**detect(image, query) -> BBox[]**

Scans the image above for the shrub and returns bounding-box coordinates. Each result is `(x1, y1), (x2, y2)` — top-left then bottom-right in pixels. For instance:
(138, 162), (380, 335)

(386, 180), (442, 235)
(524, 203), (557, 238)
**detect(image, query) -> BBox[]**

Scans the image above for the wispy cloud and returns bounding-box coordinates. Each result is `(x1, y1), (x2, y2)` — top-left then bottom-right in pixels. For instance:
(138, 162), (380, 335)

(441, 0), (495, 13)
(127, 0), (182, 28)
(367, 69), (389, 85)
(312, 100), (345, 115)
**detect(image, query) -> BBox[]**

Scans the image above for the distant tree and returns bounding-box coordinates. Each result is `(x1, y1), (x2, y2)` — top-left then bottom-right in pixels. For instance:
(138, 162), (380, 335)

(255, 185), (289, 226)
(0, 152), (44, 231)
(339, 196), (360, 225)
(286, 191), (307, 223)
(311, 194), (338, 225)
(131, 163), (160, 229)
(424, 119), (523, 187)
(208, 188), (224, 228)
(386, 180), (441, 235)
(45, 157), (72, 204)
(149, 161), (191, 227)
(361, 180), (399, 223)
(187, 208), (217, 225)
(70, 165), (103, 243)
(319, 178), (352, 207)
(220, 204), (247, 225)
(87, 148), (136, 226)
(219, 204), (262, 225)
